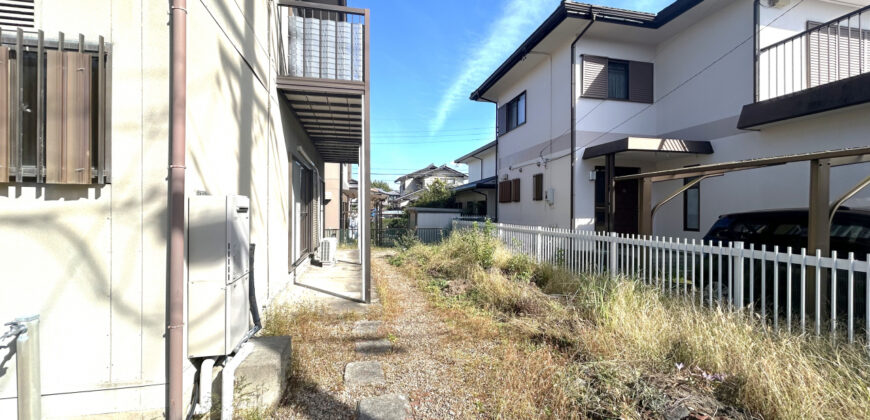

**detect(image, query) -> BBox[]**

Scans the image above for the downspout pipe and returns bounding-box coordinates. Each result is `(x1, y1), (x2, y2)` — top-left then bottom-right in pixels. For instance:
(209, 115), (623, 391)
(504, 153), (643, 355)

(570, 17), (595, 230)
(478, 95), (498, 222)
(168, 0), (187, 418)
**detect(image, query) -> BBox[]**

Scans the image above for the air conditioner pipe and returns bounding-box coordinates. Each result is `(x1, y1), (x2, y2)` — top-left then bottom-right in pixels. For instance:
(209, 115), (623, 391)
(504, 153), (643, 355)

(193, 358), (216, 415)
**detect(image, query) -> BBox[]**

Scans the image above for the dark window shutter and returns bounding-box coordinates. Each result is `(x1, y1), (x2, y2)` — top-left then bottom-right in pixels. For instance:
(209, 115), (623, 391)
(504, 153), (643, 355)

(533, 174), (543, 201)
(581, 55), (608, 99)
(511, 179), (520, 202)
(628, 61), (653, 103)
(498, 180), (511, 203)
(496, 105), (507, 136)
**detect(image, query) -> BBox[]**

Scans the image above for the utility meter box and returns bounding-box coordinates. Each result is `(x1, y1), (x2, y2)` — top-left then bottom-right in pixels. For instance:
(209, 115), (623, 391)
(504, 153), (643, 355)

(188, 195), (252, 358)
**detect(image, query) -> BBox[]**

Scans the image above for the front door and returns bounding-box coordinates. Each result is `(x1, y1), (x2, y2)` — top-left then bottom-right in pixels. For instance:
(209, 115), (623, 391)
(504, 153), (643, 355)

(595, 166), (639, 234)
(291, 159), (314, 269)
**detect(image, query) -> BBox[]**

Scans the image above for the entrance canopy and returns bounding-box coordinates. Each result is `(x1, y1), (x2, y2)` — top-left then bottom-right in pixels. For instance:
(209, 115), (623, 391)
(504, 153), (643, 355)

(582, 137), (713, 160)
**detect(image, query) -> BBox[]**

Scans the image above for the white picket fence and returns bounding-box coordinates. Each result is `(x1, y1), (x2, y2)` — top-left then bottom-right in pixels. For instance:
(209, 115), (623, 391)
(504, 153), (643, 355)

(453, 220), (870, 346)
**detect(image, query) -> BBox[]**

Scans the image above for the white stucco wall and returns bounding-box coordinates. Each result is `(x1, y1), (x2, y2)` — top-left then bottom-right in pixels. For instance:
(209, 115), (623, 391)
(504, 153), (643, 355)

(493, 40), (573, 228)
(0, 0), (327, 417)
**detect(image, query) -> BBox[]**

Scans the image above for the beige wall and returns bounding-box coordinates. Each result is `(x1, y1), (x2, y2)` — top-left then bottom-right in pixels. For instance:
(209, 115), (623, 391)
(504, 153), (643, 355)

(0, 0), (324, 417)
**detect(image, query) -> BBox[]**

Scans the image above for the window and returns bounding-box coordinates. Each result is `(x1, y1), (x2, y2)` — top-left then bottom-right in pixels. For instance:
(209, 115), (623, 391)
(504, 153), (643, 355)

(683, 177), (700, 232)
(607, 60), (628, 100)
(496, 92), (526, 136)
(581, 55), (653, 103)
(1, 34), (111, 184)
(498, 180), (512, 203)
(511, 178), (520, 202)
(476, 201), (486, 216)
(532, 173), (543, 201)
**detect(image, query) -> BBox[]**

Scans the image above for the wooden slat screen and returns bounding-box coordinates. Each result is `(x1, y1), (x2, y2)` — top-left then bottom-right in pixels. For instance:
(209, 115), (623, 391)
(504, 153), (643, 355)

(46, 51), (92, 184)
(511, 178), (520, 202)
(0, 1), (35, 29)
(629, 61), (654, 103)
(0, 46), (8, 180)
(533, 173), (543, 201)
(498, 180), (511, 203)
(581, 55), (608, 99)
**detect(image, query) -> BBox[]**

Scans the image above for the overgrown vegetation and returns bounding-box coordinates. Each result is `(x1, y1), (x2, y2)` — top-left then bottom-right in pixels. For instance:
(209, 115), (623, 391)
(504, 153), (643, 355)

(412, 178), (456, 208)
(391, 223), (870, 419)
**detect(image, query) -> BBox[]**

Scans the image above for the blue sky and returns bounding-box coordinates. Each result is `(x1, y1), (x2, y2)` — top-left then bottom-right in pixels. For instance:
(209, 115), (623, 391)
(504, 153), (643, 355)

(349, 0), (674, 188)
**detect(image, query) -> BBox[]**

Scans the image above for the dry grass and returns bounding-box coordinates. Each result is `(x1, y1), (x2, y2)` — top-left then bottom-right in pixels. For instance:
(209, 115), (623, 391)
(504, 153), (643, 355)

(391, 225), (870, 419)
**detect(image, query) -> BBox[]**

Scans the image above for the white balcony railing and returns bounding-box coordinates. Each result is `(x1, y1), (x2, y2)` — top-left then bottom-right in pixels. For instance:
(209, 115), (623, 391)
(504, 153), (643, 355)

(758, 5), (870, 101)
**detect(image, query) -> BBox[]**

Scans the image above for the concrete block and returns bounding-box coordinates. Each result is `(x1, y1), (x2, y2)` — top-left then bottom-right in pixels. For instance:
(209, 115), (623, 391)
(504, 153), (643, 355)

(358, 394), (411, 420)
(354, 339), (392, 355)
(352, 320), (383, 337)
(232, 336), (292, 411)
(344, 361), (385, 386)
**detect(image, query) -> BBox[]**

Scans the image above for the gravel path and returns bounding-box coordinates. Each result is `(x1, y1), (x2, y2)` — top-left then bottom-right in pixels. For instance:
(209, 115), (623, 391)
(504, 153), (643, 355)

(272, 250), (490, 419)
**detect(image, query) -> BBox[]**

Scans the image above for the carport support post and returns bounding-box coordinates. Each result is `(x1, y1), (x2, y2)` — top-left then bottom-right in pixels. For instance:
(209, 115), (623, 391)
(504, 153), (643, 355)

(808, 158), (831, 323)
(639, 178), (652, 236)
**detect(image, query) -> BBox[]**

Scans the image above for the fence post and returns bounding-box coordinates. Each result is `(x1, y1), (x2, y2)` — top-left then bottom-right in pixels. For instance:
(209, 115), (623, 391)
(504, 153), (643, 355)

(609, 232), (618, 275)
(733, 241), (745, 309)
(536, 227), (543, 262)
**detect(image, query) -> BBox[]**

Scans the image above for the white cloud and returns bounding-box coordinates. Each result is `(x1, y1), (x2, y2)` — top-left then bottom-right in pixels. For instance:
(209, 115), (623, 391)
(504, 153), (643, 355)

(429, 0), (555, 134)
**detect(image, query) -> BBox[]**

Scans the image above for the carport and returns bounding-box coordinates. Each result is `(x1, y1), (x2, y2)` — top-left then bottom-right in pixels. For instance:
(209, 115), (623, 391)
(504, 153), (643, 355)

(613, 146), (870, 317)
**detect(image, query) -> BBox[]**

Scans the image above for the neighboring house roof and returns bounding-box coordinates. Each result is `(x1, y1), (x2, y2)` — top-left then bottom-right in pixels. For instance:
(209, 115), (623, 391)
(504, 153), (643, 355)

(453, 175), (497, 192)
(454, 140), (497, 164)
(406, 207), (462, 214)
(469, 0), (705, 101)
(394, 163), (468, 183)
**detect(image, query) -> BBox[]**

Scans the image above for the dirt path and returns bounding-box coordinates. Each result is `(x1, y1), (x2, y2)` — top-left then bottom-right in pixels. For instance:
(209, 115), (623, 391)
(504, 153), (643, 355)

(272, 250), (493, 419)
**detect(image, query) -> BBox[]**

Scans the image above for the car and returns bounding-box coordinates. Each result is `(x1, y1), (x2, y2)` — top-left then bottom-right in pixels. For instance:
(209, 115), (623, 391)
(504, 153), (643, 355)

(703, 208), (870, 259)
(701, 208), (870, 321)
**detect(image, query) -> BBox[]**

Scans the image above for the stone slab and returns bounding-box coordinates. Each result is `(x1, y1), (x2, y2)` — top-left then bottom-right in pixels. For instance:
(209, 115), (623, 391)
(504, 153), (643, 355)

(354, 339), (393, 354)
(358, 394), (411, 420)
(231, 336), (292, 410)
(352, 320), (383, 337)
(344, 361), (385, 386)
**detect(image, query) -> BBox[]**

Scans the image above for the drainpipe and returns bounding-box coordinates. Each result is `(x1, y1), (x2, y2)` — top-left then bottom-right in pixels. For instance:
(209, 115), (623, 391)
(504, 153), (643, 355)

(570, 17), (595, 230)
(479, 95), (498, 221)
(168, 0), (187, 418)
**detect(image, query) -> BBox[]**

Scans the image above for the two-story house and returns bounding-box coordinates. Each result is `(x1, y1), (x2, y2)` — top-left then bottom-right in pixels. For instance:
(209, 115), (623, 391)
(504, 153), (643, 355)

(453, 140), (498, 219)
(471, 0), (870, 240)
(394, 163), (467, 207)
(0, 0), (371, 417)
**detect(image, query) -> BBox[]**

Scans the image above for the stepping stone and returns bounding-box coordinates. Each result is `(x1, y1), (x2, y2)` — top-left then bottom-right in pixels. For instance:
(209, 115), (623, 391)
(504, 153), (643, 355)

(352, 320), (383, 337)
(354, 339), (392, 354)
(358, 394), (411, 420)
(344, 361), (385, 386)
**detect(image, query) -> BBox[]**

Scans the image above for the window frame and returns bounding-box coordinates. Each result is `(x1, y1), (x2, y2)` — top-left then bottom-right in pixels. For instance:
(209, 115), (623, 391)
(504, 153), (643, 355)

(683, 175), (701, 232)
(504, 91), (526, 134)
(607, 59), (629, 100)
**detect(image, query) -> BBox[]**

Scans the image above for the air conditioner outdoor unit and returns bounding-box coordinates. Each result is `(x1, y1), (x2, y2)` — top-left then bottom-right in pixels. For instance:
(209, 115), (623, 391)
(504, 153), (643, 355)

(188, 195), (252, 358)
(319, 237), (338, 265)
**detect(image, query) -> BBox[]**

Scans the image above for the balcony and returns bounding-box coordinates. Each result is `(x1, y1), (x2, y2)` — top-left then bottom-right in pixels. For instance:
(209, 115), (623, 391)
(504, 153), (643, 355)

(740, 5), (870, 129)
(276, 1), (369, 163)
(757, 5), (870, 101)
